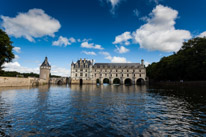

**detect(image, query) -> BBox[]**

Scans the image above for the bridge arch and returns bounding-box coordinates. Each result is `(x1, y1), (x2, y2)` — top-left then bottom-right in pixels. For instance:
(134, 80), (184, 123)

(57, 80), (63, 85)
(124, 78), (132, 85)
(113, 78), (120, 85)
(96, 79), (100, 84)
(80, 79), (83, 85)
(103, 78), (110, 84)
(136, 78), (145, 85)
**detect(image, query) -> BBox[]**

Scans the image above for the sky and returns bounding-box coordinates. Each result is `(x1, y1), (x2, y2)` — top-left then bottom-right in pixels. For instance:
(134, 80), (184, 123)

(1, 0), (206, 76)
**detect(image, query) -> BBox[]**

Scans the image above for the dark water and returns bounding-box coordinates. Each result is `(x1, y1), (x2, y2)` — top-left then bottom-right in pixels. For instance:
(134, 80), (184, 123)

(0, 84), (205, 136)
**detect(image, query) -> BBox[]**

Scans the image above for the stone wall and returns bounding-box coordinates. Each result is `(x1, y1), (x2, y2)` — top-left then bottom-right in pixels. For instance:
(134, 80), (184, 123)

(0, 77), (48, 87)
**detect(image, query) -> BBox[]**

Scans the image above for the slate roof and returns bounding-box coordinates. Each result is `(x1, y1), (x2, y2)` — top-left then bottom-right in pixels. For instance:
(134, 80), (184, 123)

(73, 59), (93, 67)
(93, 63), (141, 68)
(41, 57), (51, 67)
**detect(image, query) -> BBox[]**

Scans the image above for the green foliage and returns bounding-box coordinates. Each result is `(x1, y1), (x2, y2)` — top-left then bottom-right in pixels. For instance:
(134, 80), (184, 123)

(0, 71), (62, 78)
(147, 37), (206, 81)
(0, 29), (15, 70)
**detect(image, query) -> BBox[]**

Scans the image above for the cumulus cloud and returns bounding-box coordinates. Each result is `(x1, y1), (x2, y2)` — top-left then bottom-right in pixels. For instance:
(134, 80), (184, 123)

(1, 8), (61, 42)
(99, 51), (129, 63)
(3, 62), (39, 74)
(82, 51), (96, 55)
(198, 31), (206, 38)
(13, 47), (21, 53)
(81, 42), (104, 50)
(132, 5), (191, 52)
(115, 45), (129, 53)
(52, 36), (76, 47)
(113, 31), (132, 45)
(3, 61), (69, 77)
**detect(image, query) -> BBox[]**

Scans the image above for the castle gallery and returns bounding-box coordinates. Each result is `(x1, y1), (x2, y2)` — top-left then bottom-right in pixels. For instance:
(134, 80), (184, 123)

(70, 58), (146, 85)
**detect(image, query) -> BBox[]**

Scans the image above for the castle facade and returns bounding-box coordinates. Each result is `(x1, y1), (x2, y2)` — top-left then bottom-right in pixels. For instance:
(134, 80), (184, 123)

(71, 58), (146, 85)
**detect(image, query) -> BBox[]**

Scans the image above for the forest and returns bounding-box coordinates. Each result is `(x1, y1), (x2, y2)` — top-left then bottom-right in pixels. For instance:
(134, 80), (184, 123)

(146, 37), (206, 81)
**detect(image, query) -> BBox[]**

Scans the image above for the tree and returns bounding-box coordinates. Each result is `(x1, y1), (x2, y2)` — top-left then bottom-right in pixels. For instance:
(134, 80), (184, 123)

(0, 29), (14, 71)
(147, 37), (206, 81)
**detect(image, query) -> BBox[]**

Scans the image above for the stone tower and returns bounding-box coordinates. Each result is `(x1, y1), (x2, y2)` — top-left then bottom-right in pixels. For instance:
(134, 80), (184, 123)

(40, 57), (51, 81)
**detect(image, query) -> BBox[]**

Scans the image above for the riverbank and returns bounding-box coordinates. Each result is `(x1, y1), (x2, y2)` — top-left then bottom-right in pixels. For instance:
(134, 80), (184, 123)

(0, 76), (48, 87)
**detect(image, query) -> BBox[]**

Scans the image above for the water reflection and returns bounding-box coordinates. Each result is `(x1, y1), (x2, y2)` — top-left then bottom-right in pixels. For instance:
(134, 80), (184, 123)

(0, 85), (205, 136)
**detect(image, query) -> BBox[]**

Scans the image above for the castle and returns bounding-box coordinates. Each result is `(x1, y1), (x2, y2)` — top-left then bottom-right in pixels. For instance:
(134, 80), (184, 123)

(71, 58), (146, 85)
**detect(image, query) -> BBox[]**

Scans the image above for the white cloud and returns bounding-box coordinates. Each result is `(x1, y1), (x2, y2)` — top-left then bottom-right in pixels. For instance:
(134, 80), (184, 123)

(1, 8), (61, 42)
(113, 31), (132, 45)
(81, 42), (104, 50)
(115, 45), (129, 53)
(82, 51), (96, 55)
(133, 9), (140, 17)
(132, 5), (191, 52)
(144, 61), (150, 67)
(100, 0), (122, 14)
(51, 66), (70, 77)
(109, 0), (121, 8)
(52, 36), (76, 47)
(3, 61), (39, 74)
(69, 37), (76, 43)
(198, 31), (206, 38)
(99, 51), (110, 56)
(99, 51), (129, 63)
(110, 56), (128, 63)
(14, 55), (19, 60)
(13, 47), (21, 53)
(3, 61), (69, 77)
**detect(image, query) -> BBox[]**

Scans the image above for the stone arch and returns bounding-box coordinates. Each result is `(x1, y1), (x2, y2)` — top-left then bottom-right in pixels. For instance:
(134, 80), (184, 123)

(96, 79), (100, 84)
(103, 78), (110, 84)
(113, 78), (120, 85)
(80, 79), (83, 85)
(124, 78), (132, 85)
(136, 78), (145, 85)
(57, 80), (63, 85)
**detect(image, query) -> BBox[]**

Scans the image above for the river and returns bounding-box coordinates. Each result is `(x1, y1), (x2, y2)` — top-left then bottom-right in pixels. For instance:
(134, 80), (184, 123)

(0, 84), (205, 136)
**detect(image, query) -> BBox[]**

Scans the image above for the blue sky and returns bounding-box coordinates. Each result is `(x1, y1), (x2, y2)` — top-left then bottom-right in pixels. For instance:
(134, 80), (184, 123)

(1, 0), (206, 76)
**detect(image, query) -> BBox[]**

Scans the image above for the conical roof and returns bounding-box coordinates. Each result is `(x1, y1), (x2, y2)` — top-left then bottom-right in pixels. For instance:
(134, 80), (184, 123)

(41, 57), (51, 67)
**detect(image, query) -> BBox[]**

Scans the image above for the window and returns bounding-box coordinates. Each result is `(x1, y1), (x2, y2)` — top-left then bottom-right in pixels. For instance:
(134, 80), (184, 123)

(122, 74), (123, 77)
(86, 69), (87, 72)
(85, 74), (87, 77)
(80, 73), (83, 76)
(127, 74), (129, 77)
(127, 70), (129, 72)
(116, 70), (117, 72)
(134, 74), (135, 77)
(140, 74), (141, 77)
(76, 74), (77, 77)
(116, 74), (118, 77)
(139, 69), (141, 72)
(76, 69), (77, 72)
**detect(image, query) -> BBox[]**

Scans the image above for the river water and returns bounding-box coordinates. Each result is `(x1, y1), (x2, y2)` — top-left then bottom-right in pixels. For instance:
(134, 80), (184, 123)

(0, 84), (205, 136)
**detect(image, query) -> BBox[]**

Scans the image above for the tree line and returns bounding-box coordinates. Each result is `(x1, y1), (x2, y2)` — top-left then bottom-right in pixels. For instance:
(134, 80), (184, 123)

(147, 37), (206, 81)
